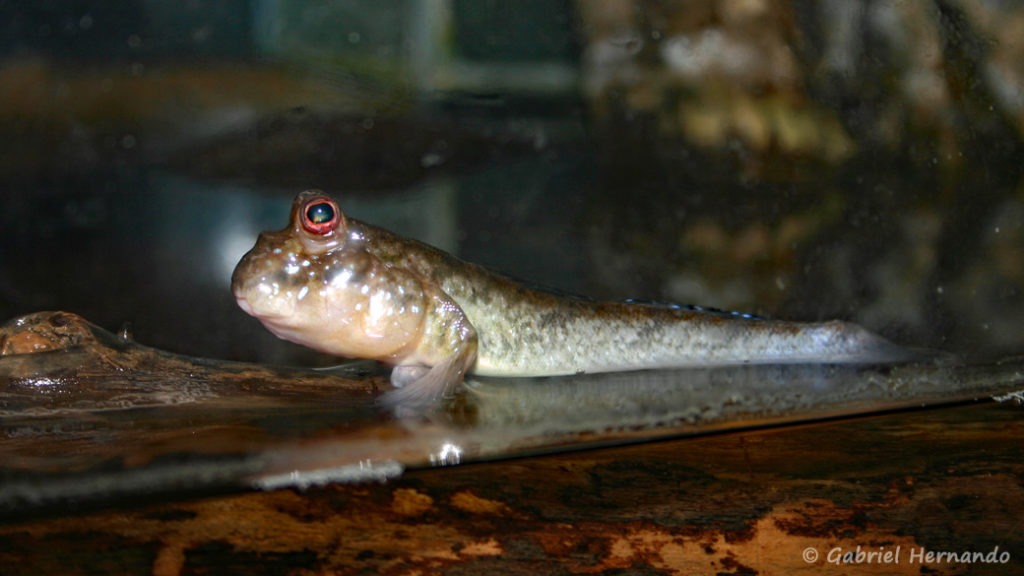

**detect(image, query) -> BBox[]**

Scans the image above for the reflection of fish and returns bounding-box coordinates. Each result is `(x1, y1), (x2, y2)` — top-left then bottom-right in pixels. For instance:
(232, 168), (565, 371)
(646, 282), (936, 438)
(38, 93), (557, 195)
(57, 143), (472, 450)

(232, 190), (907, 413)
(466, 363), (914, 431)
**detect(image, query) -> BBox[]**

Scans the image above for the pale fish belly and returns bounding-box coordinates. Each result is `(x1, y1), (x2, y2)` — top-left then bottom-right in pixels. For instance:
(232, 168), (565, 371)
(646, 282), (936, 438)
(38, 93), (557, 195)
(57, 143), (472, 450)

(470, 311), (904, 377)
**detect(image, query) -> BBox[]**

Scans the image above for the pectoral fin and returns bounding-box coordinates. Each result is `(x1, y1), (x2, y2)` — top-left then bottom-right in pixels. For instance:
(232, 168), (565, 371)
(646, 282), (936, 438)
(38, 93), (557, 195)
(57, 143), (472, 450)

(379, 341), (477, 417)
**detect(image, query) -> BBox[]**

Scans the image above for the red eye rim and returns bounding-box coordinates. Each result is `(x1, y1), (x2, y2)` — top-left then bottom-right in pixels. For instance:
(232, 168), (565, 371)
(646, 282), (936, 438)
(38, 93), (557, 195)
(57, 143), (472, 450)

(301, 196), (342, 236)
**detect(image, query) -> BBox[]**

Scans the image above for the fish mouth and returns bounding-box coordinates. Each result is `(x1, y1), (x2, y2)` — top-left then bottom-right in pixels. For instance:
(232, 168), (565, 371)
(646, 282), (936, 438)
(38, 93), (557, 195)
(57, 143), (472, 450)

(235, 295), (256, 317)
(234, 294), (293, 322)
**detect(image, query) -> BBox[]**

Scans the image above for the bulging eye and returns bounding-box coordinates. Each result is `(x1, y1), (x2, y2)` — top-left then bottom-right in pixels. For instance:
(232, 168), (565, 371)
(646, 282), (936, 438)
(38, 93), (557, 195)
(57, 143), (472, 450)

(301, 197), (341, 235)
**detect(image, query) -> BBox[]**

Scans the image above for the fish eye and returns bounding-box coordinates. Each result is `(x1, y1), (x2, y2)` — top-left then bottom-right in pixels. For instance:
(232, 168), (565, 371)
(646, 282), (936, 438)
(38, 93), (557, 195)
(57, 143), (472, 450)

(301, 197), (341, 235)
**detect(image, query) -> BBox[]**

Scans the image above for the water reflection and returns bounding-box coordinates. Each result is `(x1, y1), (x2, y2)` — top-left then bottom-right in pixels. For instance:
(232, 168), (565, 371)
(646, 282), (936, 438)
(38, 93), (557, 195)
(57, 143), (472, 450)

(253, 460), (404, 491)
(431, 442), (464, 466)
(465, 360), (978, 432)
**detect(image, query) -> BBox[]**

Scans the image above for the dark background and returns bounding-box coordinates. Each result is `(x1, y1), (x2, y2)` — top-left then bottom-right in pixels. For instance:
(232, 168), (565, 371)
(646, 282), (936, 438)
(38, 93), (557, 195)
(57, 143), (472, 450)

(0, 0), (1021, 364)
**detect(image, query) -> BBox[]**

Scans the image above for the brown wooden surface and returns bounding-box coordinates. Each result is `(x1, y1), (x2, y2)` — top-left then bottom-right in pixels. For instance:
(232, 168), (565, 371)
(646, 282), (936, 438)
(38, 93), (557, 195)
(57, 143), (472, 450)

(1, 401), (1021, 575)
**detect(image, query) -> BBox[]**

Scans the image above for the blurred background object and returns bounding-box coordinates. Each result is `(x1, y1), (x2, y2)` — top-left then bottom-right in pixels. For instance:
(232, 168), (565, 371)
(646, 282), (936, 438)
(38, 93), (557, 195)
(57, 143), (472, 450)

(0, 0), (1021, 364)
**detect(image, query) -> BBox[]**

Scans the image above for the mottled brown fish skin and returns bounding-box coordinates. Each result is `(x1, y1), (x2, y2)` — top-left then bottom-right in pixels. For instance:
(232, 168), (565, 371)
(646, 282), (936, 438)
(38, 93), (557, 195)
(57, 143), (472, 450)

(349, 215), (899, 376)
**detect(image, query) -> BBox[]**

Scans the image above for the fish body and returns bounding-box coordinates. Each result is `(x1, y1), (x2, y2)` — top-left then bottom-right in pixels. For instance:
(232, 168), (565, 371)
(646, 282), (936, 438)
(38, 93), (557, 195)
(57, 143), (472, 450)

(232, 191), (903, 411)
